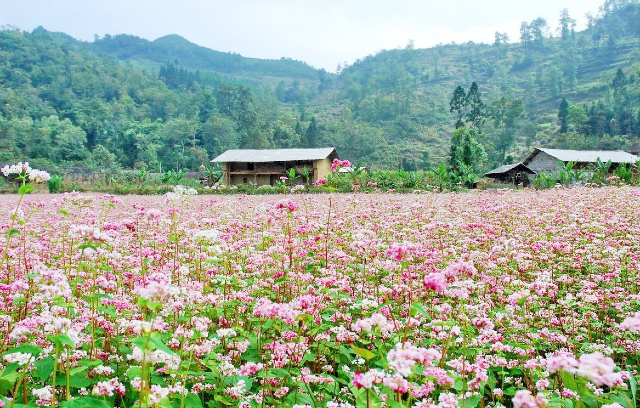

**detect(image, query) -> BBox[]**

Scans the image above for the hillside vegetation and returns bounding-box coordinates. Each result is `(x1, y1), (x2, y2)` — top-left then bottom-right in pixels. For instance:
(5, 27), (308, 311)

(0, 0), (639, 178)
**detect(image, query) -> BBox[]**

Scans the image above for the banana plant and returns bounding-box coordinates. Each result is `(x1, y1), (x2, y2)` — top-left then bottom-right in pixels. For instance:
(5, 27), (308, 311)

(428, 162), (450, 192)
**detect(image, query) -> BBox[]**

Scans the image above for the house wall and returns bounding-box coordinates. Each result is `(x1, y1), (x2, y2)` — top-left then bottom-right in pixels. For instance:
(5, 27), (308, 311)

(228, 173), (271, 186)
(256, 174), (271, 186)
(223, 156), (335, 185)
(313, 158), (332, 180)
(527, 152), (562, 173)
(222, 163), (230, 185)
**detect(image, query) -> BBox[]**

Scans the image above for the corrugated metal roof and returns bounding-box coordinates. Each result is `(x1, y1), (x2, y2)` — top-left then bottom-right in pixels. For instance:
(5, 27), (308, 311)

(525, 148), (639, 164)
(211, 148), (338, 163)
(485, 162), (534, 175)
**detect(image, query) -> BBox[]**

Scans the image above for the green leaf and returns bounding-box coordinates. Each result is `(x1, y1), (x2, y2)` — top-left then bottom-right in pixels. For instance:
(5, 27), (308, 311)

(462, 395), (482, 408)
(18, 184), (35, 195)
(58, 209), (69, 216)
(611, 393), (634, 408)
(214, 394), (235, 406)
(560, 370), (577, 390)
(69, 366), (88, 376)
(3, 344), (43, 358)
(126, 366), (142, 379)
(351, 345), (376, 361)
(581, 396), (598, 408)
(182, 394), (203, 408)
(8, 229), (20, 237)
(410, 303), (430, 318)
(86, 293), (113, 300)
(549, 398), (574, 408)
(150, 332), (177, 356)
(630, 375), (637, 407)
(155, 396), (173, 408)
(1, 363), (20, 379)
(60, 397), (112, 408)
(453, 376), (463, 391)
(132, 336), (151, 351)
(54, 374), (91, 388)
(35, 356), (55, 383)
(47, 334), (75, 349)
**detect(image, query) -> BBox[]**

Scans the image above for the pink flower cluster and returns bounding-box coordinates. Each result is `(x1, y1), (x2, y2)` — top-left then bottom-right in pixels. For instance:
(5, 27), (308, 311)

(0, 187), (638, 407)
(546, 351), (623, 387)
(619, 311), (640, 332)
(331, 158), (351, 171)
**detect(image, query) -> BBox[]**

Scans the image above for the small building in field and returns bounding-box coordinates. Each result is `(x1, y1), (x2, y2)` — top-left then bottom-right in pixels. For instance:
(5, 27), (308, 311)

(522, 148), (638, 174)
(211, 147), (339, 186)
(484, 162), (535, 185)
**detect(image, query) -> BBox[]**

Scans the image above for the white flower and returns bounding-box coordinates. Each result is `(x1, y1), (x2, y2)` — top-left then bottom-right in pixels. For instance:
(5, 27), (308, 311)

(3, 352), (33, 366)
(0, 162), (50, 183)
(193, 229), (219, 243)
(216, 328), (238, 338)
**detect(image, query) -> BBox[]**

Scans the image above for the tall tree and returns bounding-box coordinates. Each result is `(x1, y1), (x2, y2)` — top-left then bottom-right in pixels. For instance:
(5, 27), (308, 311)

(449, 85), (468, 129)
(530, 18), (548, 49)
(558, 9), (577, 41)
(490, 96), (524, 163)
(466, 82), (486, 129)
(520, 22), (532, 56)
(304, 117), (318, 148)
(558, 97), (569, 133)
(449, 125), (487, 186)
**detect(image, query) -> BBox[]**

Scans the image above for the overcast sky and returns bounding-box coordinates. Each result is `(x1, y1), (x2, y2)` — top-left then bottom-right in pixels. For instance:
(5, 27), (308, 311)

(1, 0), (605, 72)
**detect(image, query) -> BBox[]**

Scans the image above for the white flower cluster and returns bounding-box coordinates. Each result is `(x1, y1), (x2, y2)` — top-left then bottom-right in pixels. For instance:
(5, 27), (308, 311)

(216, 328), (238, 338)
(193, 229), (219, 243)
(171, 185), (198, 197)
(3, 351), (33, 366)
(165, 185), (198, 205)
(1, 162), (51, 183)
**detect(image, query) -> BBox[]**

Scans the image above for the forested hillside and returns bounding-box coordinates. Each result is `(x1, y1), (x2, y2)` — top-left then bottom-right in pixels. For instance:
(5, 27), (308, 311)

(1, 0), (639, 176)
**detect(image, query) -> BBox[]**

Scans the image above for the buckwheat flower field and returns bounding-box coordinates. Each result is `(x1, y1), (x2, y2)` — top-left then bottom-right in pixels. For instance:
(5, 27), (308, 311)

(1, 187), (639, 408)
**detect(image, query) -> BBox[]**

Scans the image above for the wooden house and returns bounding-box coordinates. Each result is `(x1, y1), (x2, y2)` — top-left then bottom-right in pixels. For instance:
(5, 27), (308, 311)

(211, 148), (338, 186)
(484, 162), (535, 185)
(522, 148), (638, 173)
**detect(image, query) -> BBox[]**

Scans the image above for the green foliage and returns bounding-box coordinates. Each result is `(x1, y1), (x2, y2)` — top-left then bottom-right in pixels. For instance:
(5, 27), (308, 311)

(558, 98), (570, 133)
(2, 4), (640, 177)
(47, 175), (65, 193)
(91, 33), (318, 80)
(449, 126), (487, 187)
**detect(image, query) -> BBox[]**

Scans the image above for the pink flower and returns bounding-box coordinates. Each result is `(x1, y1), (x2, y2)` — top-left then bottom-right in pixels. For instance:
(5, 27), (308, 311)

(545, 351), (578, 373)
(512, 390), (547, 408)
(576, 352), (622, 387)
(239, 362), (264, 376)
(331, 158), (351, 171)
(424, 272), (447, 292)
(353, 369), (385, 389)
(620, 311), (640, 332)
(275, 199), (299, 212)
(387, 342), (441, 377)
(386, 242), (418, 261)
(314, 177), (328, 186)
(382, 374), (410, 393)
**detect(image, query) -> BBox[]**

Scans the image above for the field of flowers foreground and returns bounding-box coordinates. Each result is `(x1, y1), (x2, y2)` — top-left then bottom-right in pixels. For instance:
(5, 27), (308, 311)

(1, 187), (639, 408)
